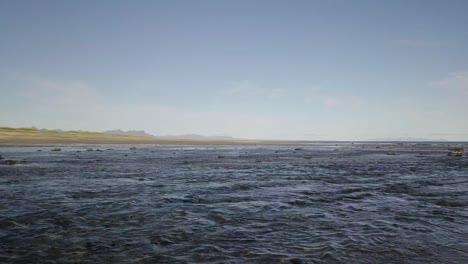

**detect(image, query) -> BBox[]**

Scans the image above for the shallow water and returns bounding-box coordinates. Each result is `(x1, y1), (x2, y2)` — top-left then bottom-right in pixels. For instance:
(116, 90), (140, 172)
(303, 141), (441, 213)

(1, 143), (467, 263)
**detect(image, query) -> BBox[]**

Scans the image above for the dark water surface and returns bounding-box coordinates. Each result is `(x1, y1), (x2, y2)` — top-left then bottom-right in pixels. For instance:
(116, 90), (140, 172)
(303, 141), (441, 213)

(1, 143), (468, 263)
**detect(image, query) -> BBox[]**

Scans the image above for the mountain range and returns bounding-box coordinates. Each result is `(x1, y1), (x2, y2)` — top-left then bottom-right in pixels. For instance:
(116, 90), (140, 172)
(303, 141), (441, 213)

(104, 130), (237, 140)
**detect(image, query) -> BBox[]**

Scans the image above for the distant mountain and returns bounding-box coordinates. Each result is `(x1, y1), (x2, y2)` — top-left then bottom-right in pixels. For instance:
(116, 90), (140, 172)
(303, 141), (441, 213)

(104, 130), (237, 140)
(157, 134), (236, 140)
(104, 130), (157, 138)
(367, 137), (448, 142)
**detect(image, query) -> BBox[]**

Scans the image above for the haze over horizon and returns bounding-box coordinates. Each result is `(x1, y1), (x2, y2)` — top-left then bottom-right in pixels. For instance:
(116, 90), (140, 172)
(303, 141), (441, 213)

(1, 0), (468, 141)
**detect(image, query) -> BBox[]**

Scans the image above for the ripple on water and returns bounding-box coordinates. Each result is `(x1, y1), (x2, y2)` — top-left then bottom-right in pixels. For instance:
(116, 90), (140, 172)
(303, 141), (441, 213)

(0, 144), (467, 263)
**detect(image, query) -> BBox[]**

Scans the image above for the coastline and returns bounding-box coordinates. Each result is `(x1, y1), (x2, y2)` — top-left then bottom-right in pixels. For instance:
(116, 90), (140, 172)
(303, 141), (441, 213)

(0, 127), (267, 145)
(1, 128), (466, 146)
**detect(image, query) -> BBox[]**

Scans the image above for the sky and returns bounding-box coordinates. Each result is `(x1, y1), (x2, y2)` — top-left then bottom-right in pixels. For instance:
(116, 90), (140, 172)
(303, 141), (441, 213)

(1, 0), (468, 141)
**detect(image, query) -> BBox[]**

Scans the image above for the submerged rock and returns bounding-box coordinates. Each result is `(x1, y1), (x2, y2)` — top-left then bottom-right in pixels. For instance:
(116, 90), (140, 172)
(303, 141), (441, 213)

(51, 148), (61, 151)
(386, 152), (397, 155)
(130, 147), (137, 150)
(448, 148), (464, 157)
(87, 148), (94, 151)
(0, 159), (25, 165)
(1, 160), (17, 165)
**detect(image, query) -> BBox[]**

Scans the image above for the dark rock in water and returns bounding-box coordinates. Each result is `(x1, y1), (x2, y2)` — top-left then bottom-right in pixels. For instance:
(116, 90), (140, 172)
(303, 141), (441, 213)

(87, 148), (94, 151)
(294, 148), (303, 151)
(51, 148), (61, 151)
(290, 259), (302, 264)
(130, 147), (137, 150)
(218, 155), (225, 159)
(0, 155), (3, 160)
(448, 148), (464, 157)
(280, 258), (302, 264)
(36, 150), (42, 152)
(1, 159), (22, 165)
(386, 152), (397, 155)
(96, 149), (103, 152)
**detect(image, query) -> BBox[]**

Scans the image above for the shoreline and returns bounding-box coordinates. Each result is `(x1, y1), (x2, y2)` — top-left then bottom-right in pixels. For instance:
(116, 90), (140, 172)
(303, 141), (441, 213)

(0, 127), (261, 145)
(1, 128), (466, 146)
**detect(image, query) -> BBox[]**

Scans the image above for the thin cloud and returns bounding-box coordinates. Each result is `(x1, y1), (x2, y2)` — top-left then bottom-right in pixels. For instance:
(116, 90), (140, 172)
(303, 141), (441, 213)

(305, 87), (362, 108)
(4, 73), (302, 139)
(221, 80), (287, 100)
(392, 39), (439, 48)
(319, 96), (362, 108)
(222, 80), (260, 96)
(267, 88), (286, 100)
(320, 96), (343, 107)
(432, 71), (468, 96)
(11, 73), (101, 105)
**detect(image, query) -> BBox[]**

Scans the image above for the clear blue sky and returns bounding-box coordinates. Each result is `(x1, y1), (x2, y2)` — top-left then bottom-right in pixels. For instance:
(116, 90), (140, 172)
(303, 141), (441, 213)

(1, 0), (468, 140)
